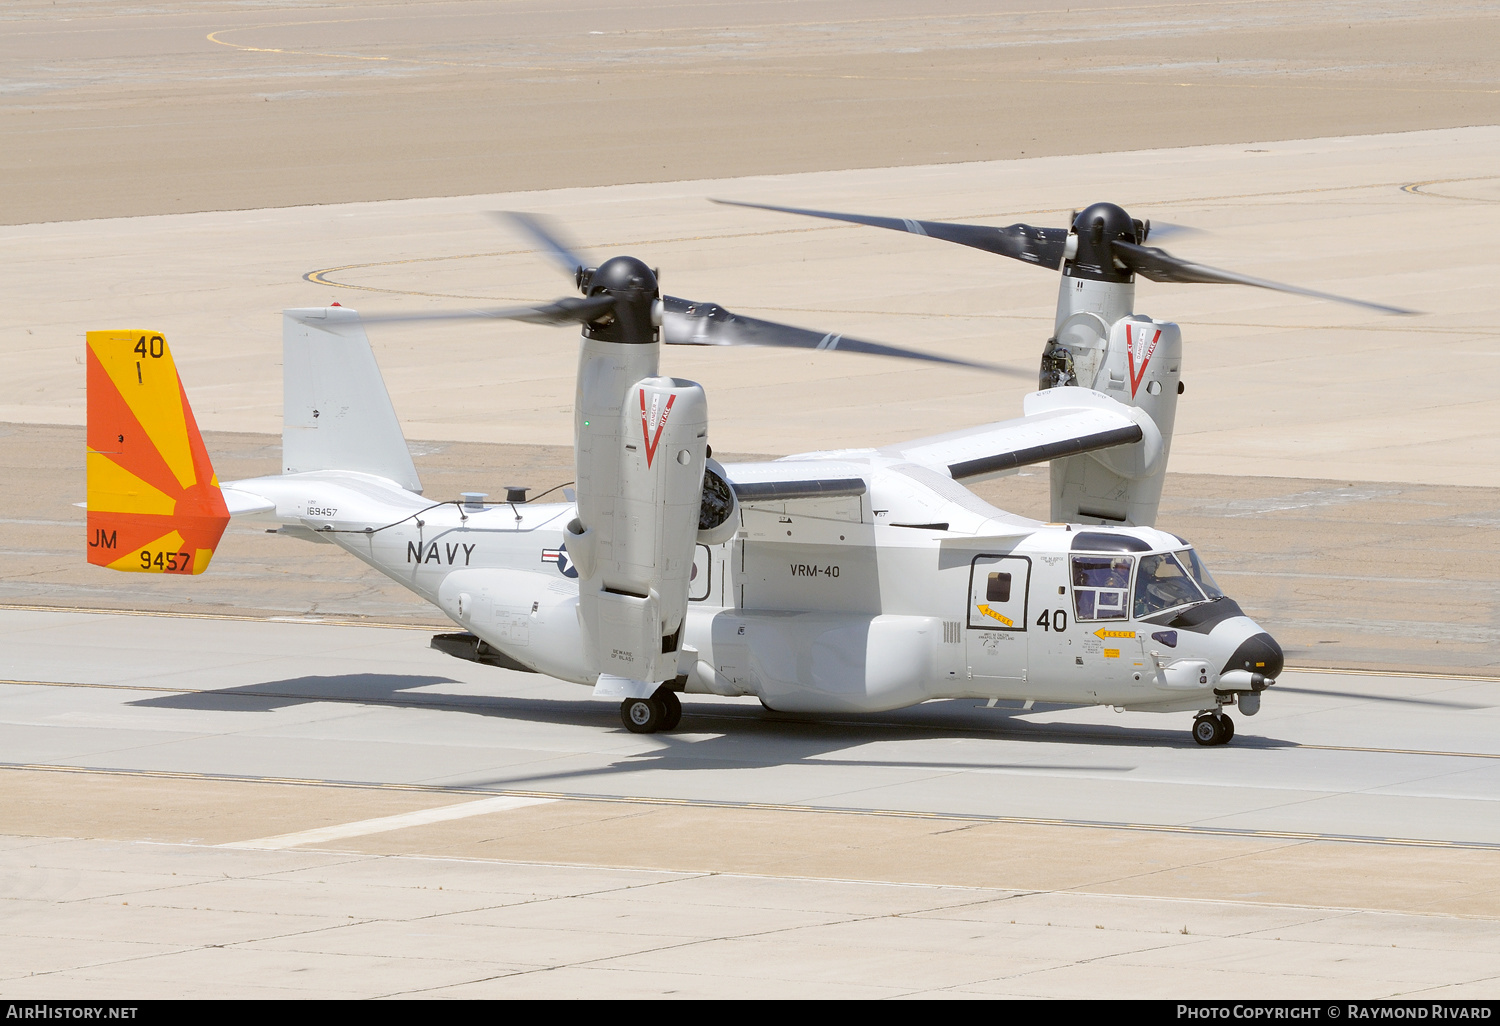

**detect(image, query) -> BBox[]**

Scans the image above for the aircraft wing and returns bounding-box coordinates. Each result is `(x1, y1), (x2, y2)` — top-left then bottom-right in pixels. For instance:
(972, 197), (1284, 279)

(724, 461), (870, 502)
(880, 387), (1151, 483)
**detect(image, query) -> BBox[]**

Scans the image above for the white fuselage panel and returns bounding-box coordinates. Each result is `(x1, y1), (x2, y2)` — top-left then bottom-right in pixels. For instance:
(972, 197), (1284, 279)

(228, 459), (1269, 716)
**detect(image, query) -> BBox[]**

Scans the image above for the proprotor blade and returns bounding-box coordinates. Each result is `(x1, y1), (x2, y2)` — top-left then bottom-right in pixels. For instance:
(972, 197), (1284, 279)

(494, 211), (591, 283)
(1111, 240), (1419, 315)
(1139, 221), (1200, 242)
(359, 294), (618, 327)
(713, 199), (1070, 269)
(660, 296), (1030, 377)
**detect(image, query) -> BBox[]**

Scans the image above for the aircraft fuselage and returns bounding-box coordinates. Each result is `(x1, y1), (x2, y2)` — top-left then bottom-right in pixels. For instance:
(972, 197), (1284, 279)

(230, 459), (1280, 719)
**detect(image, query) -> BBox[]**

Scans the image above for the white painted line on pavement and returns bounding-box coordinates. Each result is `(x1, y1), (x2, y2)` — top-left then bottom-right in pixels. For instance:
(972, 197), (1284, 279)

(220, 794), (557, 850)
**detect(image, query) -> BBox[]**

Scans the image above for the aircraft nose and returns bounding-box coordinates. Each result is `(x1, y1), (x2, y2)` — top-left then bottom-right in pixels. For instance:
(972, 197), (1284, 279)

(1222, 630), (1283, 679)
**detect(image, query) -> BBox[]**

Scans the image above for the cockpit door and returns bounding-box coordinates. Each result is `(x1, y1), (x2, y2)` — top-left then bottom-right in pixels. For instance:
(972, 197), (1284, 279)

(966, 554), (1030, 681)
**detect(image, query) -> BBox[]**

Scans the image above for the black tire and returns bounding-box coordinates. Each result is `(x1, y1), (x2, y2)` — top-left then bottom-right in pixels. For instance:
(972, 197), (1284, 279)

(621, 697), (663, 734)
(655, 688), (683, 730)
(1192, 715), (1223, 746)
(1218, 713), (1235, 743)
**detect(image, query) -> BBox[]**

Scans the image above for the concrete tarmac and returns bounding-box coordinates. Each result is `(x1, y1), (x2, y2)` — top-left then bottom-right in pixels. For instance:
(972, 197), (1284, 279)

(4, 0), (1499, 1001)
(2, 132), (1498, 1002)
(3, 608), (1499, 997)
(6, 0), (1499, 224)
(2, 128), (1498, 487)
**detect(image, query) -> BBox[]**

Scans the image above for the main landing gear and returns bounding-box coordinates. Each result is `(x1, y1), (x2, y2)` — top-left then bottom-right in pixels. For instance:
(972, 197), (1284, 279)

(620, 687), (683, 734)
(1192, 711), (1234, 746)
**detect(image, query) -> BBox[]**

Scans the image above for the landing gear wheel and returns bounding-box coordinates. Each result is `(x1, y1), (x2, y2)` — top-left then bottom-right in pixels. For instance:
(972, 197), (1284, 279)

(1219, 713), (1234, 743)
(1192, 714), (1229, 746)
(655, 688), (683, 731)
(621, 697), (664, 734)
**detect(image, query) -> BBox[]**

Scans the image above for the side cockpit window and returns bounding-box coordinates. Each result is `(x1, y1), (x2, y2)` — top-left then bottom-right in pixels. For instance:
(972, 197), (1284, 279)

(1071, 555), (1133, 621)
(1133, 552), (1205, 617)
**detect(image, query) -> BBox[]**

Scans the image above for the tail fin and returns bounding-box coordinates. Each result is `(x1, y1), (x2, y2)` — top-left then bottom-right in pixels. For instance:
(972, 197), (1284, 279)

(85, 331), (229, 574)
(281, 308), (421, 493)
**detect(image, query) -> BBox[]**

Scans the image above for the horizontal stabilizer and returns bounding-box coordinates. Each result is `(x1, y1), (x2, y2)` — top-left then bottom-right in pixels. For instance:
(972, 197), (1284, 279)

(221, 487), (276, 516)
(85, 330), (229, 574)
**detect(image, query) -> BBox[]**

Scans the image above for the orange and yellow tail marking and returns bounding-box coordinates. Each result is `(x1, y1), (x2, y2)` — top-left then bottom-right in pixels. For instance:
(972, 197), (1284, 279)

(86, 331), (228, 575)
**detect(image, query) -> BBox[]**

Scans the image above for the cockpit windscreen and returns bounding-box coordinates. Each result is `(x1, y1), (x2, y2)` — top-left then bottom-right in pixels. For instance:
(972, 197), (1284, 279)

(1133, 552), (1205, 617)
(1177, 547), (1225, 600)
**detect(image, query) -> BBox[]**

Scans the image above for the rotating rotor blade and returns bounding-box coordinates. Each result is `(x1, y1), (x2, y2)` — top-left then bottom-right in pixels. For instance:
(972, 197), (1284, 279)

(1111, 240), (1419, 315)
(1140, 221), (1199, 241)
(491, 211), (590, 281)
(713, 198), (1069, 269)
(661, 296), (1030, 377)
(357, 294), (617, 327)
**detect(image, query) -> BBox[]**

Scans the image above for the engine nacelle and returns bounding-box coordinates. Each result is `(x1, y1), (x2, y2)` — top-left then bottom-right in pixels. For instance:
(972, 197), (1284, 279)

(1093, 315), (1181, 451)
(571, 356), (709, 686)
(697, 456), (739, 546)
(1047, 309), (1182, 527)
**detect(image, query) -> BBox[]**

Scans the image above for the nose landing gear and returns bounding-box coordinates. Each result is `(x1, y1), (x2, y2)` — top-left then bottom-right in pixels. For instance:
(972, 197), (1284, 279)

(1192, 711), (1234, 746)
(620, 687), (683, 734)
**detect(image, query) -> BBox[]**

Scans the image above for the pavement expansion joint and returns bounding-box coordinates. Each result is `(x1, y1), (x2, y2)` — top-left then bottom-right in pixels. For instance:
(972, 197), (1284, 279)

(5, 762), (1496, 852)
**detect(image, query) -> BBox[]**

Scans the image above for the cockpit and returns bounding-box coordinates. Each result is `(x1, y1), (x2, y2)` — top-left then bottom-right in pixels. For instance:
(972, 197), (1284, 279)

(1069, 532), (1225, 623)
(1059, 529), (1281, 745)
(1133, 549), (1224, 617)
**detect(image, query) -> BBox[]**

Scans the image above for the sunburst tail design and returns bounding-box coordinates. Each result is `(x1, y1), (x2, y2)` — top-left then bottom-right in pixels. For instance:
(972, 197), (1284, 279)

(85, 330), (229, 575)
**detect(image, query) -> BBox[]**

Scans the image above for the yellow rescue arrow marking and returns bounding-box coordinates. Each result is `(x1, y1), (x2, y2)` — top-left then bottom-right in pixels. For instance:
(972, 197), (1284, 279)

(1094, 628), (1136, 640)
(977, 604), (1013, 627)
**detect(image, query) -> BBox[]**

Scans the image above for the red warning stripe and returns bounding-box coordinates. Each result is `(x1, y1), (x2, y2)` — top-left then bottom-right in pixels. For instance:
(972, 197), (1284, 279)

(639, 388), (677, 468)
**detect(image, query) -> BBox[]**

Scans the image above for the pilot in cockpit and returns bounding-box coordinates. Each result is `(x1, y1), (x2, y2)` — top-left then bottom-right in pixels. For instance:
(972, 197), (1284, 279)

(1134, 552), (1207, 618)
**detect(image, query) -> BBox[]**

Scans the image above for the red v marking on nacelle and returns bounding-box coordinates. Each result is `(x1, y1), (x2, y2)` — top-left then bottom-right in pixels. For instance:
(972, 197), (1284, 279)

(639, 389), (677, 467)
(1126, 323), (1162, 398)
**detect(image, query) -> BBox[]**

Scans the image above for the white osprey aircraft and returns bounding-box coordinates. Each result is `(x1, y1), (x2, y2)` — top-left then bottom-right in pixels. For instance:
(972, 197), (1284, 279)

(85, 208), (1405, 746)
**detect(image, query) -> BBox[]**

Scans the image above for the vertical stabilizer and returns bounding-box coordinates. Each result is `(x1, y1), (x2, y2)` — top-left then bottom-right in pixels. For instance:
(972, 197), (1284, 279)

(85, 330), (229, 574)
(282, 308), (421, 493)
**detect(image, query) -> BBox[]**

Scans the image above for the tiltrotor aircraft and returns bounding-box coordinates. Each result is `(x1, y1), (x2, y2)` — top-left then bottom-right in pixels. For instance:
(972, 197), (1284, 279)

(83, 206), (1405, 745)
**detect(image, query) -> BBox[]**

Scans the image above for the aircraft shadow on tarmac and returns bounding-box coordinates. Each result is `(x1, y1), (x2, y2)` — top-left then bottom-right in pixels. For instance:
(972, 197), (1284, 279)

(130, 673), (466, 713)
(126, 672), (1303, 785)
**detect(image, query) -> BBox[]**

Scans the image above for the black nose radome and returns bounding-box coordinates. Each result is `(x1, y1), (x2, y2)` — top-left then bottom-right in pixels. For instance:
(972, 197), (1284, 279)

(1222, 632), (1284, 679)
